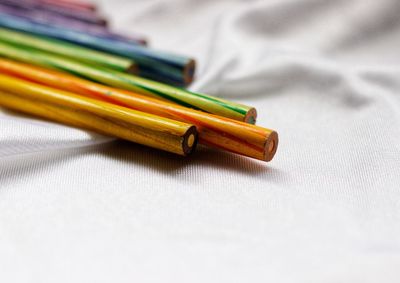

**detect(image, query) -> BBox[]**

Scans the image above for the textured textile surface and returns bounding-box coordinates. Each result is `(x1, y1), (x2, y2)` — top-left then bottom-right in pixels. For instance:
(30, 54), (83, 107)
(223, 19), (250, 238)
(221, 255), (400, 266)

(1, 0), (400, 282)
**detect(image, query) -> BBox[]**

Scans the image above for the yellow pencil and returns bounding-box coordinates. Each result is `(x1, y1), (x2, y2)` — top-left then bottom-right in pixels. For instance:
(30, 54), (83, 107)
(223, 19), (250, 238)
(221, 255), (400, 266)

(0, 74), (198, 156)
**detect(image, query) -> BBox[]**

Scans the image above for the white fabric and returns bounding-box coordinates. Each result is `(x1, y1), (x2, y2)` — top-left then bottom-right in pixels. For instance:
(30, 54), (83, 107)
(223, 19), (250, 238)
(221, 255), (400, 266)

(1, 0), (400, 281)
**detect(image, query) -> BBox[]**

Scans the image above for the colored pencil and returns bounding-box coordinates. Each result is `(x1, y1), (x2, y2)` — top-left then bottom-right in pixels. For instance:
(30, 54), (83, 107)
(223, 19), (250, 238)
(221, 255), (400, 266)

(17, 0), (97, 13)
(0, 59), (278, 161)
(0, 28), (137, 73)
(0, 74), (198, 156)
(0, 0), (107, 26)
(0, 41), (257, 124)
(41, 0), (97, 12)
(0, 5), (147, 45)
(0, 13), (194, 86)
(34, 0), (97, 13)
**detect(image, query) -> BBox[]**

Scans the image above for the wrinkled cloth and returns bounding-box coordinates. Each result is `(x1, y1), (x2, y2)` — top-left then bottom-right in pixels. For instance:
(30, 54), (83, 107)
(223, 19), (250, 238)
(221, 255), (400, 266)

(1, 0), (400, 282)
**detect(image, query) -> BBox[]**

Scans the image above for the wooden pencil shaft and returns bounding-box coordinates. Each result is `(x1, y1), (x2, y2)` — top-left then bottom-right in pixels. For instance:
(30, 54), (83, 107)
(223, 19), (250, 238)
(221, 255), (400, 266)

(16, 0), (96, 13)
(0, 74), (198, 156)
(0, 6), (146, 45)
(33, 0), (96, 13)
(0, 13), (193, 86)
(0, 59), (278, 161)
(0, 4), (103, 30)
(0, 41), (257, 124)
(0, 0), (107, 26)
(0, 28), (137, 72)
(41, 0), (97, 11)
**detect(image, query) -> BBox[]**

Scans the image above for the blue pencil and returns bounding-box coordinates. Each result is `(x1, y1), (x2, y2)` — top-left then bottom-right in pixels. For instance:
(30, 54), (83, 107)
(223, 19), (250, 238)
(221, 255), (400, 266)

(0, 14), (195, 86)
(0, 4), (147, 45)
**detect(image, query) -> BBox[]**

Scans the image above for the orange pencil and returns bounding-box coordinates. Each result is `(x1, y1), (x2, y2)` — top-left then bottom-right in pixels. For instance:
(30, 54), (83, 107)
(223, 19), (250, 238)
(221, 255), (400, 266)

(0, 59), (278, 161)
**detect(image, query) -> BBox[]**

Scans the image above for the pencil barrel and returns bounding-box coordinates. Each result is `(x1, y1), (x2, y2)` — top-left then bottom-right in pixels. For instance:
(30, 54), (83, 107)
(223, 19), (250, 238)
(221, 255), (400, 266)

(33, 0), (97, 13)
(0, 59), (278, 161)
(0, 13), (194, 86)
(0, 5), (146, 45)
(0, 0), (107, 26)
(43, 0), (97, 11)
(0, 28), (137, 72)
(0, 41), (257, 124)
(0, 74), (198, 156)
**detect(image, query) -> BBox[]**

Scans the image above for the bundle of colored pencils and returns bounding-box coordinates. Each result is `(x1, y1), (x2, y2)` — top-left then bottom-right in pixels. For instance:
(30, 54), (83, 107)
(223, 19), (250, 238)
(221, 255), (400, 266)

(0, 0), (278, 162)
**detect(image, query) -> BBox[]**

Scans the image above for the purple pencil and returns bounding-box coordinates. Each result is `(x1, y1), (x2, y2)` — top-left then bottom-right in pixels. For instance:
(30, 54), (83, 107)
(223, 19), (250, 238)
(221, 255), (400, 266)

(0, 4), (147, 45)
(0, 0), (107, 26)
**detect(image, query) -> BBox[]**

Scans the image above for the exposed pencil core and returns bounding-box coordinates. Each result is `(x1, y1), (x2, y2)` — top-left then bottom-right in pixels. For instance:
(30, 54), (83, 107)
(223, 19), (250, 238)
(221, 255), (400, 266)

(264, 131), (278, 162)
(182, 127), (198, 156)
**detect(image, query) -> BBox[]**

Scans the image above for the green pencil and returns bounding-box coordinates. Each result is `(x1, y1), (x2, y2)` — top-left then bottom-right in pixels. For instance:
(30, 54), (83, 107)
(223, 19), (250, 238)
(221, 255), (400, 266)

(0, 28), (137, 73)
(0, 41), (257, 123)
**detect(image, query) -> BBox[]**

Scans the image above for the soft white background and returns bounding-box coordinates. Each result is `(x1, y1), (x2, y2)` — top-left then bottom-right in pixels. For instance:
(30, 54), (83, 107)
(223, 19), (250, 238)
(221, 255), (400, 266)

(1, 0), (400, 282)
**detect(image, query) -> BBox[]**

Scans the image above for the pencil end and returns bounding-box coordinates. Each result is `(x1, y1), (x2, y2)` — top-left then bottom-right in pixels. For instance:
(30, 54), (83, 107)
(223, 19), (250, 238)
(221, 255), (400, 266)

(127, 63), (139, 75)
(183, 59), (196, 86)
(182, 125), (198, 156)
(264, 130), (278, 162)
(244, 108), (257, 124)
(98, 18), (108, 27)
(138, 38), (148, 46)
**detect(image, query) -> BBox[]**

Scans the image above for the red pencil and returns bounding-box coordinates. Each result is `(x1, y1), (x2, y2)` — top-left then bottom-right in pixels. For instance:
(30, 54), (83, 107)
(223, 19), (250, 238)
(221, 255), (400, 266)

(40, 0), (96, 12)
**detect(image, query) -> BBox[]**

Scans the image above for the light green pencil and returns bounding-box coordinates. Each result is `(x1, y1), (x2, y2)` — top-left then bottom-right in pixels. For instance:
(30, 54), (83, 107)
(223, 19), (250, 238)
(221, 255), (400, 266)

(0, 41), (257, 123)
(0, 27), (137, 73)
